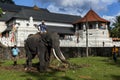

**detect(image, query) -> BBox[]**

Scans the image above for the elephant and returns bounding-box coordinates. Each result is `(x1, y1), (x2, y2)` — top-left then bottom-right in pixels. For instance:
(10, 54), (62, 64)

(24, 31), (68, 72)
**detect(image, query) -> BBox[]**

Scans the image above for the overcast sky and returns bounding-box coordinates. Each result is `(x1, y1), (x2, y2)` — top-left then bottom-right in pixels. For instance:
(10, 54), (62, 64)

(13, 0), (120, 25)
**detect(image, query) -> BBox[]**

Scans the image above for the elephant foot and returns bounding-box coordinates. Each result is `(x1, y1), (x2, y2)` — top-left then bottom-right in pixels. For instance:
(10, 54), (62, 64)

(39, 70), (46, 73)
(39, 68), (47, 73)
(39, 66), (48, 72)
(39, 69), (51, 73)
(24, 67), (30, 71)
(24, 67), (33, 71)
(24, 67), (28, 71)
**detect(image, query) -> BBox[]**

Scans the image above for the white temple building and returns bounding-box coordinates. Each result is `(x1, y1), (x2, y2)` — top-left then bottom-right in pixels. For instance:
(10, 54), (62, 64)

(65, 9), (113, 47)
(0, 3), (118, 48)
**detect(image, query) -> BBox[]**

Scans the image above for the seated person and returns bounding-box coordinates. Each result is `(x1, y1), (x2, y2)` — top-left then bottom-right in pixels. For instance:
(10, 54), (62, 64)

(38, 20), (47, 33)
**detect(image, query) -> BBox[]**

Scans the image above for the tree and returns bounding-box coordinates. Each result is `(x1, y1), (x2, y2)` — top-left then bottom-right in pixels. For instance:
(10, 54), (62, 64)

(0, 0), (15, 4)
(0, 8), (3, 17)
(0, 0), (15, 16)
(110, 16), (120, 38)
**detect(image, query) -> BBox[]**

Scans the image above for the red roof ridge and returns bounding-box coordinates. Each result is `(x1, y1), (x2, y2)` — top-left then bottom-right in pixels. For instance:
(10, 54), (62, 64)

(73, 9), (110, 24)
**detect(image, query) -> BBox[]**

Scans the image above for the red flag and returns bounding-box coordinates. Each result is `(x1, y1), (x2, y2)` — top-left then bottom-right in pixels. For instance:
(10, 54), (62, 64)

(10, 32), (15, 42)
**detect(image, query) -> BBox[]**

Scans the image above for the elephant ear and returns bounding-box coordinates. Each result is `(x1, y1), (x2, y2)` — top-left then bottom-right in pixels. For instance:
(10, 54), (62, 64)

(52, 32), (60, 46)
(40, 33), (51, 47)
(41, 33), (48, 42)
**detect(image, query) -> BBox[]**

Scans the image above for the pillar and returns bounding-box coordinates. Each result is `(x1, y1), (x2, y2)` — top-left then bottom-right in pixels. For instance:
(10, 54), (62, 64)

(96, 22), (98, 29)
(83, 24), (86, 31)
(105, 24), (108, 30)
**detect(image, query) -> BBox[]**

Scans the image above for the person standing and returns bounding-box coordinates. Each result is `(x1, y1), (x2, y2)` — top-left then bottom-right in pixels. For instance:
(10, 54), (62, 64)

(38, 20), (47, 33)
(11, 45), (20, 66)
(112, 45), (119, 62)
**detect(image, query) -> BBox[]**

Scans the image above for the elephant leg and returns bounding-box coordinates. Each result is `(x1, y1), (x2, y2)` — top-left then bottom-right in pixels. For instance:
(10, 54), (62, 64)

(26, 53), (36, 68)
(25, 46), (33, 70)
(26, 55), (32, 70)
(44, 53), (49, 70)
(38, 48), (48, 72)
(45, 47), (51, 68)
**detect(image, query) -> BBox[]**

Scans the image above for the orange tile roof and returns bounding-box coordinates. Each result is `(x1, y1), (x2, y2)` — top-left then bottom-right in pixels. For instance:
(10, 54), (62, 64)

(74, 9), (110, 24)
(112, 38), (120, 41)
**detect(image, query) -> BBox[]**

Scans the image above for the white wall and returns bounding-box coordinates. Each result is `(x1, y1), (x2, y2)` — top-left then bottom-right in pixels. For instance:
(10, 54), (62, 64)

(0, 22), (7, 33)
(14, 18), (73, 46)
(0, 18), (115, 47)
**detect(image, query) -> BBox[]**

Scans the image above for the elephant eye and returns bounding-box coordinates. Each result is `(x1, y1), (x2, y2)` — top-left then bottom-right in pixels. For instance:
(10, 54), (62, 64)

(39, 39), (41, 42)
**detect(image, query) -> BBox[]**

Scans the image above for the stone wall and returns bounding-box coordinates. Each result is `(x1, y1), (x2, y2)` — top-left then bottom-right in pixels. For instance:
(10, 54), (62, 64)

(61, 47), (120, 58)
(0, 47), (120, 60)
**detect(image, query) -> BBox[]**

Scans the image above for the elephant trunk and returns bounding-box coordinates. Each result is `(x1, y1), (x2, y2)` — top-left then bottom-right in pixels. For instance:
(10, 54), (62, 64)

(52, 47), (68, 64)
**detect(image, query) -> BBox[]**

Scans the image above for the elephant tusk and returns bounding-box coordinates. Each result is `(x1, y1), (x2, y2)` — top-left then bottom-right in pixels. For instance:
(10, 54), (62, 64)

(60, 51), (65, 60)
(52, 48), (62, 62)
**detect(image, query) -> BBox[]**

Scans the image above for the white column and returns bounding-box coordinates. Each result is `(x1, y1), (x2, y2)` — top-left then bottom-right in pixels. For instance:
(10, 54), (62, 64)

(29, 16), (34, 27)
(75, 24), (78, 31)
(83, 24), (86, 30)
(96, 22), (98, 29)
(106, 24), (108, 30)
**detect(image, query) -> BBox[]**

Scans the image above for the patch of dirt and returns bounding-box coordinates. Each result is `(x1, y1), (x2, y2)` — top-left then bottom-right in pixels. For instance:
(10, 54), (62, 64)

(0, 64), (25, 72)
(49, 65), (67, 72)
(69, 63), (90, 70)
(0, 63), (91, 73)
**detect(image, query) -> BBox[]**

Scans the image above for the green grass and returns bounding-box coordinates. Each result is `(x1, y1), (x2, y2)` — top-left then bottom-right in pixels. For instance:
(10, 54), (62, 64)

(0, 57), (120, 80)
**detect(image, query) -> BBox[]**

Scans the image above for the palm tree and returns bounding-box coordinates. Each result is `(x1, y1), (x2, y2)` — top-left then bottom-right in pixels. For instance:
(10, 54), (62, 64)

(0, 8), (3, 17)
(0, 0), (15, 16)
(110, 16), (120, 38)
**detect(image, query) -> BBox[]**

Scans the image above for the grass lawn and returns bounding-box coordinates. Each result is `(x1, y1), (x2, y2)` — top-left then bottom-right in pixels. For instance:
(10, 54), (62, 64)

(0, 57), (120, 80)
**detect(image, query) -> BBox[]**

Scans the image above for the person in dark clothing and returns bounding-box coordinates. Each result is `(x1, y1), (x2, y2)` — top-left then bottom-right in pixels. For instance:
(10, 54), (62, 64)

(38, 20), (47, 33)
(112, 45), (118, 62)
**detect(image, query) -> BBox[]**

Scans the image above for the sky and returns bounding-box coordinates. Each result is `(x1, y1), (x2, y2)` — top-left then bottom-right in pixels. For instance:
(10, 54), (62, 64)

(13, 0), (120, 25)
